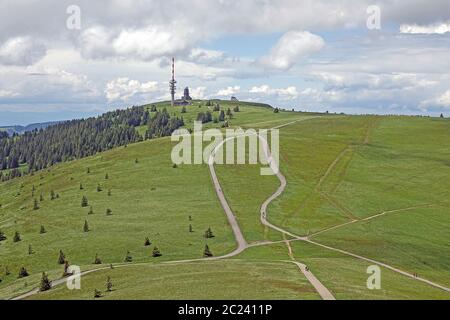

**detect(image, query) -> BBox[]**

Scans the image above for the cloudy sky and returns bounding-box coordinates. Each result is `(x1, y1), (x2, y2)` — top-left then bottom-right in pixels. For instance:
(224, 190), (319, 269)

(0, 0), (450, 125)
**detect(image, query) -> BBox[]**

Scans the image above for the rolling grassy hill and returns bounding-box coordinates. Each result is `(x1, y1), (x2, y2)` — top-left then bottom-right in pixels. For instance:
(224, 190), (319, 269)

(0, 100), (449, 300)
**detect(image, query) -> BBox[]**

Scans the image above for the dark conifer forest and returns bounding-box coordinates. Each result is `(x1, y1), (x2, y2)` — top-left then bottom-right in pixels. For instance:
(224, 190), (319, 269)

(0, 106), (184, 182)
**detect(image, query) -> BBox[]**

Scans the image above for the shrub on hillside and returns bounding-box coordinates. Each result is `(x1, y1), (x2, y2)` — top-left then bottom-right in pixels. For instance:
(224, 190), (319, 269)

(203, 244), (213, 257)
(81, 196), (88, 207)
(94, 254), (102, 265)
(39, 272), (52, 291)
(204, 227), (215, 239)
(152, 247), (162, 257)
(13, 231), (21, 242)
(18, 267), (29, 278)
(124, 251), (133, 262)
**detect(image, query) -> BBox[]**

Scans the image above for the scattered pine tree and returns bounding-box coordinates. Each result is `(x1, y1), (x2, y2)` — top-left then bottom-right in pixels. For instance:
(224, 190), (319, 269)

(5, 266), (10, 276)
(106, 208), (112, 216)
(219, 110), (225, 122)
(62, 261), (71, 277)
(441, 113), (445, 118)
(107, 189), (112, 196)
(58, 250), (66, 264)
(50, 190), (56, 200)
(203, 244), (213, 257)
(39, 225), (46, 234)
(83, 220), (90, 232)
(94, 254), (102, 264)
(274, 108), (279, 113)
(94, 289), (102, 298)
(204, 227), (215, 239)
(189, 224), (193, 233)
(87, 167), (90, 174)
(106, 276), (113, 292)
(13, 231), (21, 242)
(28, 244), (34, 255)
(135, 158), (139, 164)
(144, 237), (151, 246)
(105, 173), (109, 179)
(152, 247), (162, 257)
(124, 251), (133, 262)
(0, 230), (6, 241)
(79, 183), (84, 190)
(88, 206), (94, 215)
(97, 184), (102, 192)
(39, 193), (44, 202)
(196, 111), (213, 124)
(81, 195), (88, 207)
(33, 198), (39, 210)
(18, 267), (29, 278)
(39, 272), (52, 291)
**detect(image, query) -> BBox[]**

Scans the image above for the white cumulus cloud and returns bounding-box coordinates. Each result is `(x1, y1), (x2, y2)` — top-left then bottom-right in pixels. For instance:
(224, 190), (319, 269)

(400, 21), (450, 34)
(249, 85), (298, 100)
(189, 86), (207, 100)
(79, 24), (199, 61)
(216, 86), (240, 97)
(0, 37), (46, 66)
(258, 31), (325, 70)
(105, 77), (160, 102)
(436, 89), (450, 108)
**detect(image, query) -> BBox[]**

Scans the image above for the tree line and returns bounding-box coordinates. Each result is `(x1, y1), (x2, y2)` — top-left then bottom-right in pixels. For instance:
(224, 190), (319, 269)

(0, 106), (184, 182)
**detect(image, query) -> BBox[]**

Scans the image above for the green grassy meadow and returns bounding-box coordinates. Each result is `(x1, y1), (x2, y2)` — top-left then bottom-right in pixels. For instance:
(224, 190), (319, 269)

(28, 260), (320, 300)
(1, 100), (449, 300)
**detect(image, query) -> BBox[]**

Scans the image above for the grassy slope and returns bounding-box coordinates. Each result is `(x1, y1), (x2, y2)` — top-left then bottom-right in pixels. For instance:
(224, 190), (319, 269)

(29, 260), (320, 300)
(0, 101), (308, 299)
(313, 116), (450, 287)
(289, 241), (448, 300)
(1, 101), (449, 300)
(268, 115), (375, 235)
(259, 114), (449, 291)
(31, 241), (448, 300)
(233, 243), (448, 299)
(216, 114), (448, 299)
(0, 134), (233, 298)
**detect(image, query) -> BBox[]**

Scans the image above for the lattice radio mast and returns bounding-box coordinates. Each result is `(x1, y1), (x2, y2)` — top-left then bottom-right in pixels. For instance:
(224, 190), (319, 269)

(169, 57), (177, 107)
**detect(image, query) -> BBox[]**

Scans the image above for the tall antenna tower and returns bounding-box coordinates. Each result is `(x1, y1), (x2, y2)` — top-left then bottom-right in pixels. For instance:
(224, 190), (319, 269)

(169, 57), (176, 107)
